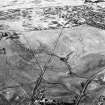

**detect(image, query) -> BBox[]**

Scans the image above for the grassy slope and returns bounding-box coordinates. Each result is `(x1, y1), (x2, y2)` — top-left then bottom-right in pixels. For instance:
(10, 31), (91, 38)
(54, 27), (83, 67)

(0, 24), (105, 100)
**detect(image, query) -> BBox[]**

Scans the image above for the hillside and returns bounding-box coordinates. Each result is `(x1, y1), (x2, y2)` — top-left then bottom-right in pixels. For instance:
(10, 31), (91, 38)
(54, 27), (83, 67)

(1, 0), (105, 105)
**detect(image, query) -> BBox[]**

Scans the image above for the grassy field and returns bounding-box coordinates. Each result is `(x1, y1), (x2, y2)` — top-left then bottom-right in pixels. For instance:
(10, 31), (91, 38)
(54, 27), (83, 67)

(0, 24), (105, 105)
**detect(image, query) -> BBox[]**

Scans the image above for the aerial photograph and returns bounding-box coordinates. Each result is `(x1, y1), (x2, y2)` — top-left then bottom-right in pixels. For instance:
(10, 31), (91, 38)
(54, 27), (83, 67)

(1, 0), (105, 105)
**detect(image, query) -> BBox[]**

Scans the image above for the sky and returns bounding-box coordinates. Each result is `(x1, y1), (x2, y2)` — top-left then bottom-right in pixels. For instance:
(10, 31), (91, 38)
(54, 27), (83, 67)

(0, 0), (84, 10)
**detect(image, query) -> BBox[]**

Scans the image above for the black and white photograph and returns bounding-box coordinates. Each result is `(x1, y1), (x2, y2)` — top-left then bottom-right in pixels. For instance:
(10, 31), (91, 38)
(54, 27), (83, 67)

(1, 0), (105, 105)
